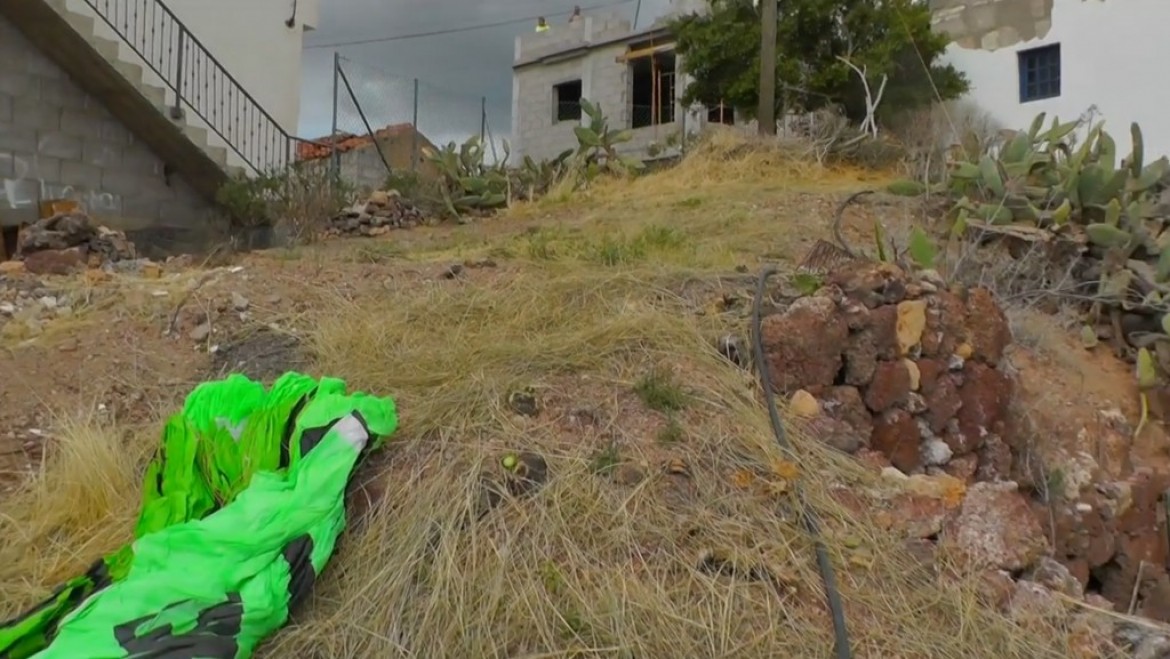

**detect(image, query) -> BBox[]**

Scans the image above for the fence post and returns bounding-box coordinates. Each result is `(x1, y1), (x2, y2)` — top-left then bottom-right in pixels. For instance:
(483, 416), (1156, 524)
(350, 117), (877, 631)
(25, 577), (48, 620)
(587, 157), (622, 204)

(480, 96), (486, 144)
(411, 78), (420, 172)
(330, 52), (340, 184)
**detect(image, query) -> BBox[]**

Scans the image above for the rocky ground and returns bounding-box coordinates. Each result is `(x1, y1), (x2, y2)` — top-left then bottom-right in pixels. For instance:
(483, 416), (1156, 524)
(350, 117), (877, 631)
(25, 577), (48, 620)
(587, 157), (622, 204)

(3, 150), (1170, 656)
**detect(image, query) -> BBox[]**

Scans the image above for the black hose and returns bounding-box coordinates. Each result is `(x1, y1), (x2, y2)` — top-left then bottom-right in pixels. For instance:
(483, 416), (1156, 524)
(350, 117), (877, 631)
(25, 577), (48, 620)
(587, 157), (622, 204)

(751, 265), (853, 659)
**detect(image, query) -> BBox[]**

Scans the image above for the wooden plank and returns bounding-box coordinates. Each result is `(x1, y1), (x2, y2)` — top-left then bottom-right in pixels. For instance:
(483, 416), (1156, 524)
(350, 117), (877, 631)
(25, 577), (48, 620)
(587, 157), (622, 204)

(614, 42), (674, 63)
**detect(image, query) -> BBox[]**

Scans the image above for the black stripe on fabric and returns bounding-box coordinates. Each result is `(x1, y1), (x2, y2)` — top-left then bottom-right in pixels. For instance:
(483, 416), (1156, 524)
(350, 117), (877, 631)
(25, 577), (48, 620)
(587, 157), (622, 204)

(113, 593), (243, 658)
(279, 391), (314, 470)
(282, 534), (317, 614)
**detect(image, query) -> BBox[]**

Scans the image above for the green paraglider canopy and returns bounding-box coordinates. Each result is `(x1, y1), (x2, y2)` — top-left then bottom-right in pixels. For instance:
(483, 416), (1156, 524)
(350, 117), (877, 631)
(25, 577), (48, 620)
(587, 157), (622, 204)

(0, 371), (398, 659)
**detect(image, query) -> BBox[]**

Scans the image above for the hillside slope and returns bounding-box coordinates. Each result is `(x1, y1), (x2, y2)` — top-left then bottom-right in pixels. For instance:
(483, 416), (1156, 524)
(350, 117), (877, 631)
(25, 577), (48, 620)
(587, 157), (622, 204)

(0, 136), (1163, 657)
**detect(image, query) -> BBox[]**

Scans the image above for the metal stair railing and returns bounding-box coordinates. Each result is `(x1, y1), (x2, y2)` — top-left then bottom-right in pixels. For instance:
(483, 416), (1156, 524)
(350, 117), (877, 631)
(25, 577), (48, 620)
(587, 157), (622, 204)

(80, 0), (294, 175)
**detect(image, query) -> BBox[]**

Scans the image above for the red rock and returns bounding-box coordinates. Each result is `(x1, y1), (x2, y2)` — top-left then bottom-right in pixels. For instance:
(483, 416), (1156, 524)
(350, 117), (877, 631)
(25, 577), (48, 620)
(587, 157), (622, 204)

(1117, 470), (1170, 535)
(843, 330), (878, 385)
(1118, 531), (1169, 573)
(855, 448), (892, 472)
(1139, 571), (1170, 622)
(864, 361), (911, 412)
(921, 291), (966, 358)
(1026, 556), (1084, 598)
(821, 386), (872, 440)
(1044, 496), (1116, 568)
(927, 374), (963, 436)
(955, 362), (1012, 449)
(1067, 609), (1115, 659)
(22, 247), (86, 275)
(916, 358), (946, 394)
(805, 415), (863, 454)
(867, 305), (899, 360)
(840, 298), (870, 330)
(942, 481), (1049, 571)
(976, 434), (1013, 481)
(1092, 409), (1134, 478)
(870, 408), (921, 473)
(965, 287), (1012, 365)
(1060, 557), (1091, 589)
(976, 569), (1017, 609)
(1006, 580), (1066, 625)
(827, 261), (907, 309)
(760, 295), (849, 393)
(883, 493), (948, 539)
(943, 453), (979, 483)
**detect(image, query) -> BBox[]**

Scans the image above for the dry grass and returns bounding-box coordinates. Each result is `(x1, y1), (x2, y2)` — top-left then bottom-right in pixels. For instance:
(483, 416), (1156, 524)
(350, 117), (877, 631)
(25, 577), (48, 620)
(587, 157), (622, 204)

(0, 132), (1106, 657)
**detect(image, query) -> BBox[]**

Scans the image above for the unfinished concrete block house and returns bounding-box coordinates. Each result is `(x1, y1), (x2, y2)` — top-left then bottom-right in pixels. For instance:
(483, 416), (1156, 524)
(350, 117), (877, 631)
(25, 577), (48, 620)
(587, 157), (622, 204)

(510, 0), (732, 162)
(0, 0), (315, 238)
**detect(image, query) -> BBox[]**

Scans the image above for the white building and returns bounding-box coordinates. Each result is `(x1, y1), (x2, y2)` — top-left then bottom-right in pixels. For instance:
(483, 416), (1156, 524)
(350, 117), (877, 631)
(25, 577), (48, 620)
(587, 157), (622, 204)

(933, 0), (1170, 156)
(0, 0), (316, 236)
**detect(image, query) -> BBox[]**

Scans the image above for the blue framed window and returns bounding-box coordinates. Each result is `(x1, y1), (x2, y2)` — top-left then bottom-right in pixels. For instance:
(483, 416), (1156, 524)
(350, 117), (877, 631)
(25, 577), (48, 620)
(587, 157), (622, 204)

(1018, 43), (1061, 102)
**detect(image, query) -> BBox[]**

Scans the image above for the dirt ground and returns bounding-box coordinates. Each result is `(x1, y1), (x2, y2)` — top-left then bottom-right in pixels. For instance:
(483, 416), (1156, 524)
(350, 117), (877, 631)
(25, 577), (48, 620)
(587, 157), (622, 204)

(1, 138), (1166, 657)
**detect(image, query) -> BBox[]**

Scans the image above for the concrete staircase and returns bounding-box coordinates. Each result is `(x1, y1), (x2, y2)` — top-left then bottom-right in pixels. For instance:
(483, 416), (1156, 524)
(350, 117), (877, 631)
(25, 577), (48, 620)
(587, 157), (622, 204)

(0, 0), (291, 203)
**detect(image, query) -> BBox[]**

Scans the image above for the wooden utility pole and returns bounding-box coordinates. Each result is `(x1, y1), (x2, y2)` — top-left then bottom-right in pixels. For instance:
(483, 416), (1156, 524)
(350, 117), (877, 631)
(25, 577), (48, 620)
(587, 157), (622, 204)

(757, 0), (777, 136)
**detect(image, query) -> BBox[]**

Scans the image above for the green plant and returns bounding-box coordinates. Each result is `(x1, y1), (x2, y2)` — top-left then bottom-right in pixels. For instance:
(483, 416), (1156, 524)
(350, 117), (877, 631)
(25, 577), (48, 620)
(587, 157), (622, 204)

(945, 114), (1170, 423)
(215, 163), (354, 244)
(670, 0), (968, 123)
(634, 369), (688, 412)
(657, 416), (685, 443)
(573, 98), (645, 180)
(589, 442), (621, 475)
(886, 180), (926, 197)
(423, 135), (512, 220)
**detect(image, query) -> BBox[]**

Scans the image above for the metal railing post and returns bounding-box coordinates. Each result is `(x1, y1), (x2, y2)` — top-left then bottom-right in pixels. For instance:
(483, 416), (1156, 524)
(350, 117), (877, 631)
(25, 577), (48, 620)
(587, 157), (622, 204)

(171, 28), (185, 119)
(480, 96), (486, 144)
(410, 78), (419, 172)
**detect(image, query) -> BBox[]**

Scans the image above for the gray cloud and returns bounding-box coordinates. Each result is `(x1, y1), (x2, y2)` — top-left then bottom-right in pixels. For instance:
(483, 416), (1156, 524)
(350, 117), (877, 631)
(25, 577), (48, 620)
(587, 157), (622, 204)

(298, 0), (675, 144)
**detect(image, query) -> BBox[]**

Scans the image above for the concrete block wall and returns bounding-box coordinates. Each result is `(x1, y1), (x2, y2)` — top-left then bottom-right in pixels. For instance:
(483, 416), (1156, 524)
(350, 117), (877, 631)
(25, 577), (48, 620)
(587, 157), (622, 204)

(515, 14), (635, 64)
(0, 15), (216, 232)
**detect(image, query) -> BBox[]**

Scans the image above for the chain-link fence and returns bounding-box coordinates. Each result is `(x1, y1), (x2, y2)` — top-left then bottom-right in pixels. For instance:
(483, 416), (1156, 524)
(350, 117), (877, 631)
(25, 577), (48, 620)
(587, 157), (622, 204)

(301, 54), (495, 191)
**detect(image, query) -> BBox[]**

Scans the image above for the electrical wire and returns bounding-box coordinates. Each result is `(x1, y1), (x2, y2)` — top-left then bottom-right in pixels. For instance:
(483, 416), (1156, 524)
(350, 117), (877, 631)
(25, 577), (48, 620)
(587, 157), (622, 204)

(304, 0), (635, 50)
(751, 266), (853, 659)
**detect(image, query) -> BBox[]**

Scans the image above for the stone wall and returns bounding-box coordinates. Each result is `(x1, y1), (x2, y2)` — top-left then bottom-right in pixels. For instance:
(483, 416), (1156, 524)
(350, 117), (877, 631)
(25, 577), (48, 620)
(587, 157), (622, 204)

(763, 260), (1170, 622)
(763, 262), (1016, 482)
(0, 15), (217, 236)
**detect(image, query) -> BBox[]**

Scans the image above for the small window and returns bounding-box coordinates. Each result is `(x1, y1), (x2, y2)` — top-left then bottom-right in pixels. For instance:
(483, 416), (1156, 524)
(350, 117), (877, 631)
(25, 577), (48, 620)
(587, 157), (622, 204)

(1018, 43), (1060, 103)
(553, 80), (582, 122)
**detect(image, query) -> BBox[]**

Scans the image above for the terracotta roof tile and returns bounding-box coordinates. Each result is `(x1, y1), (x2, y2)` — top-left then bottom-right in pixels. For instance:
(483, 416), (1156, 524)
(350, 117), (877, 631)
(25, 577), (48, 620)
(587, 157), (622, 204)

(295, 123), (418, 161)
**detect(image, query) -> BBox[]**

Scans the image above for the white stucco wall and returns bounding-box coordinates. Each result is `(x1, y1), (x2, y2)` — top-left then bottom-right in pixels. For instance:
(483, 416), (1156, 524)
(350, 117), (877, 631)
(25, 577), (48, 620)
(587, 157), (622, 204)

(938, 0), (1170, 158)
(64, 0), (315, 170)
(163, 0), (315, 134)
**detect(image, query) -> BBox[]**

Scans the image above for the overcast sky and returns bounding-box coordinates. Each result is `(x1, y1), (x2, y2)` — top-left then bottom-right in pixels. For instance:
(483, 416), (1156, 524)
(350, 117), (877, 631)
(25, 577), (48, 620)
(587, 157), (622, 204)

(298, 0), (675, 144)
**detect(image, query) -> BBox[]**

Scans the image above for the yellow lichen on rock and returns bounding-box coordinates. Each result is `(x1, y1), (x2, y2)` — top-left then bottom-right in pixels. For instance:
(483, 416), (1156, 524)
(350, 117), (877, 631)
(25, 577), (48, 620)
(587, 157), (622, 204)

(896, 300), (927, 356)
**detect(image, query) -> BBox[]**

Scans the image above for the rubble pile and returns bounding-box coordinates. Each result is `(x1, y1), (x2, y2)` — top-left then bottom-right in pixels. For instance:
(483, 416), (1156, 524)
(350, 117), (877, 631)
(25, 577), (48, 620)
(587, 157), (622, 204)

(762, 261), (1016, 482)
(324, 190), (426, 237)
(10, 212), (136, 275)
(0, 277), (76, 342)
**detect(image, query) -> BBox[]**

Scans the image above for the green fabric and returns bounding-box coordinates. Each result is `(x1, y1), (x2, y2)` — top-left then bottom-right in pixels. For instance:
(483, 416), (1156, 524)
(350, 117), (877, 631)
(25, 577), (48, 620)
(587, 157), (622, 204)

(0, 372), (397, 659)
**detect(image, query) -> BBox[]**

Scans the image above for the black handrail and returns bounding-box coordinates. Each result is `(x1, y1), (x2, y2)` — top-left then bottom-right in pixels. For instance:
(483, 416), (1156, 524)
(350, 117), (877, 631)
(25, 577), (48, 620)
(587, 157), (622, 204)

(79, 0), (293, 175)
